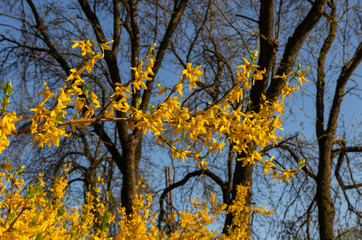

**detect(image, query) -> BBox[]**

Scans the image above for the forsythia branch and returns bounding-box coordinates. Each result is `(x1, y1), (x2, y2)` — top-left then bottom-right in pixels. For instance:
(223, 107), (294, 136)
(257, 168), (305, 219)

(2, 39), (308, 184)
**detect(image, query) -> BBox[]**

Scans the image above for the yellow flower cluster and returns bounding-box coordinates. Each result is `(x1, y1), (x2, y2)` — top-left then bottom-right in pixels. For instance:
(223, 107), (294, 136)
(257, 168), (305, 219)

(221, 185), (251, 239)
(113, 180), (274, 240)
(0, 112), (22, 153)
(113, 179), (274, 240)
(0, 165), (274, 239)
(124, 54), (308, 182)
(0, 164), (112, 240)
(164, 194), (224, 240)
(1, 39), (308, 183)
(130, 57), (155, 92)
(26, 40), (110, 147)
(28, 82), (71, 147)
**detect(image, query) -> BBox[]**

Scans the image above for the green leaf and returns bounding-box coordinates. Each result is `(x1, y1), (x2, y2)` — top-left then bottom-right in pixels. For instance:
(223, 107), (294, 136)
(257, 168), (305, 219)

(57, 206), (65, 217)
(148, 104), (156, 114)
(136, 97), (142, 109)
(100, 211), (110, 235)
(298, 159), (305, 170)
(250, 49), (259, 63)
(297, 62), (301, 74)
(6, 81), (12, 91)
(4, 96), (10, 104)
(34, 231), (43, 240)
(15, 165), (26, 175)
(2, 84), (6, 93)
(9, 207), (16, 223)
(70, 229), (79, 240)
(84, 84), (90, 97)
(27, 184), (43, 199)
(56, 112), (64, 123)
(149, 43), (157, 53)
(27, 185), (36, 199)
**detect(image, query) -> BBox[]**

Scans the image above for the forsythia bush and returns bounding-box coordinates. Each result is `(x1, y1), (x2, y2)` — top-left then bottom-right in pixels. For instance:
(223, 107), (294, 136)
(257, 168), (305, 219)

(0, 164), (110, 239)
(0, 164), (274, 239)
(0, 39), (308, 238)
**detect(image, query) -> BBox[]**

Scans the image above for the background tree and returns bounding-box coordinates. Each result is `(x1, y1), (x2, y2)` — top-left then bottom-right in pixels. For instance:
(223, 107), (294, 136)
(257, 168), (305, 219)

(251, 1), (361, 239)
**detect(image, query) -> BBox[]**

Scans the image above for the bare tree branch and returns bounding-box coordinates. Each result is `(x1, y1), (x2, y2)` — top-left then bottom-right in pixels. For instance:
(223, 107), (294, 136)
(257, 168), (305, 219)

(26, 0), (71, 74)
(267, 0), (328, 98)
(158, 168), (226, 229)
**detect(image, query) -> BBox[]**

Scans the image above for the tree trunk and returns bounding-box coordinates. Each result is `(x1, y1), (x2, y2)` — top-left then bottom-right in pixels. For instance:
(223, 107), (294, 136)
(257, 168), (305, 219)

(315, 38), (361, 239)
(224, 0), (328, 235)
(223, 160), (254, 235)
(316, 138), (335, 240)
(315, 3), (336, 238)
(120, 134), (141, 215)
(223, 0), (277, 235)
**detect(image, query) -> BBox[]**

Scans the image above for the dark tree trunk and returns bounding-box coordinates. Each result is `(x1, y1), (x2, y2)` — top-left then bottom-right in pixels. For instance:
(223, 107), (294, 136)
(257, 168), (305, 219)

(224, 0), (328, 235)
(315, 3), (337, 238)
(223, 157), (255, 235)
(120, 134), (141, 214)
(116, 0), (189, 215)
(316, 138), (335, 240)
(223, 0), (277, 234)
(315, 34), (361, 239)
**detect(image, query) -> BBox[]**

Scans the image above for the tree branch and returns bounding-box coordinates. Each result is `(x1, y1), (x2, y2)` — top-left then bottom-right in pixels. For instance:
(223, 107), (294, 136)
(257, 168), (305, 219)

(26, 0), (71, 74)
(251, 0), (278, 108)
(267, 0), (328, 98)
(316, 0), (337, 139)
(235, 14), (258, 23)
(332, 146), (362, 159)
(334, 152), (361, 217)
(78, 0), (122, 85)
(158, 168), (226, 229)
(326, 42), (362, 136)
(275, 143), (316, 179)
(141, 0), (189, 113)
(112, 0), (121, 57)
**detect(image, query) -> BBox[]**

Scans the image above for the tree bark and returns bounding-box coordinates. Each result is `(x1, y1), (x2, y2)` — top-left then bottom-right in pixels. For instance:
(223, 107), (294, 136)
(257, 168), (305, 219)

(119, 134), (139, 214)
(316, 138), (335, 240)
(315, 3), (336, 238)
